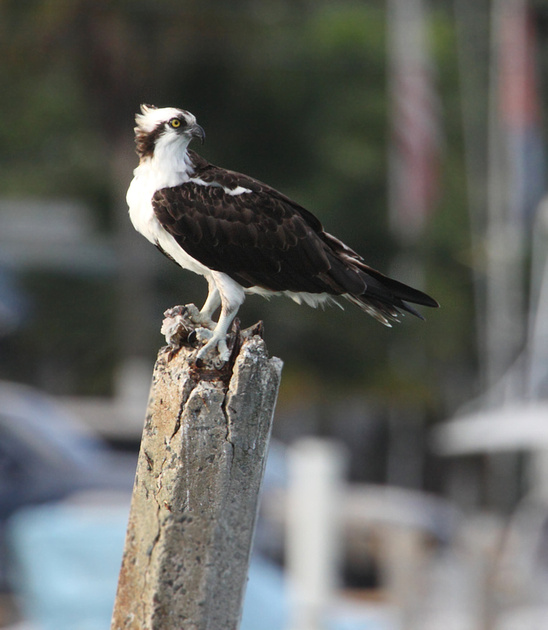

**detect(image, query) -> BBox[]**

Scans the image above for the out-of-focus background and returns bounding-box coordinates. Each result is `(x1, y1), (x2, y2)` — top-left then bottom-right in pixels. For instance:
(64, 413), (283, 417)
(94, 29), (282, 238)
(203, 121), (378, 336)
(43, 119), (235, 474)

(2, 0), (548, 628)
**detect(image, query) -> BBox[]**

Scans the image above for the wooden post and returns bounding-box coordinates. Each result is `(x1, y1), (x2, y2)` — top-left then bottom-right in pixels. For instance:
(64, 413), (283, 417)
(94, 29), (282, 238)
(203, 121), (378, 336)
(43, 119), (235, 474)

(111, 314), (283, 630)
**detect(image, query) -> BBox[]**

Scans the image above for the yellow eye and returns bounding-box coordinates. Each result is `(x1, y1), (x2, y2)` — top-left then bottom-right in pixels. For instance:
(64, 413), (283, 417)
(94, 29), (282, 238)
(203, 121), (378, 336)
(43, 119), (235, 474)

(169, 118), (182, 128)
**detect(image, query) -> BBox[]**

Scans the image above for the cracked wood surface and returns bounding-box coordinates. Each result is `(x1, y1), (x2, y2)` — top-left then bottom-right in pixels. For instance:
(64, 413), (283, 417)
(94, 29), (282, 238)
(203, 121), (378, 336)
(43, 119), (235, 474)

(111, 330), (282, 630)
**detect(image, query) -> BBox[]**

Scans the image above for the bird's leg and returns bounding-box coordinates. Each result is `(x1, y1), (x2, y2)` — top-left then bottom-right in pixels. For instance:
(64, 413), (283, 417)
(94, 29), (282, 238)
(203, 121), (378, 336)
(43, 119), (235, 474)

(198, 284), (221, 329)
(195, 305), (240, 366)
(195, 276), (244, 366)
(180, 281), (220, 332)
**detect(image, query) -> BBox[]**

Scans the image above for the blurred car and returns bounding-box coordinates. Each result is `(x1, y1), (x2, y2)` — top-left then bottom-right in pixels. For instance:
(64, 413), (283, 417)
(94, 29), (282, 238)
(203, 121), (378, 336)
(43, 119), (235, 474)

(0, 380), (136, 591)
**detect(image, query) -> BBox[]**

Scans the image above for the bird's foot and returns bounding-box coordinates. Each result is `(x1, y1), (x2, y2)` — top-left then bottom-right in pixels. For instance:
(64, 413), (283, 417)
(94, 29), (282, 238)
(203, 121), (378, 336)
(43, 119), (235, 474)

(161, 305), (238, 368)
(183, 304), (215, 330)
(195, 332), (230, 369)
(193, 327), (214, 343)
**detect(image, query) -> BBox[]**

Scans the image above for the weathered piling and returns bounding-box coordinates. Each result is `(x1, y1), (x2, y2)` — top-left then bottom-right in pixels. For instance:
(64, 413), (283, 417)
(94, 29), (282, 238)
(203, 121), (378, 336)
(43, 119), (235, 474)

(111, 312), (283, 630)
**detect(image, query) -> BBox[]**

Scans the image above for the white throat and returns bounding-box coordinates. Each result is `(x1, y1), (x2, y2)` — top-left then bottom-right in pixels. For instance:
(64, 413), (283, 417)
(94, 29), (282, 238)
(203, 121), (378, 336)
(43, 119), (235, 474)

(126, 133), (195, 247)
(145, 133), (195, 187)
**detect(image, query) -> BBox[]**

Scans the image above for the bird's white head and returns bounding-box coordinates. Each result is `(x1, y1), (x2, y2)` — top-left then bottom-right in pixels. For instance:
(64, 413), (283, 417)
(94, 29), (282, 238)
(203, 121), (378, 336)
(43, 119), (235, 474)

(134, 104), (205, 162)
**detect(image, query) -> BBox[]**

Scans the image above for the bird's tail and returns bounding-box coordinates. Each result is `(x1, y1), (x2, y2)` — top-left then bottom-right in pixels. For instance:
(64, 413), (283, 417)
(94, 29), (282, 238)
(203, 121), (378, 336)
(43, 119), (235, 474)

(347, 264), (439, 327)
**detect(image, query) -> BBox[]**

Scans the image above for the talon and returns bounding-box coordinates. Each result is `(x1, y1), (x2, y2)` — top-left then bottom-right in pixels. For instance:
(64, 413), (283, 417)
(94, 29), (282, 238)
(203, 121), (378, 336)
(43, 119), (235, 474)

(187, 330), (197, 345)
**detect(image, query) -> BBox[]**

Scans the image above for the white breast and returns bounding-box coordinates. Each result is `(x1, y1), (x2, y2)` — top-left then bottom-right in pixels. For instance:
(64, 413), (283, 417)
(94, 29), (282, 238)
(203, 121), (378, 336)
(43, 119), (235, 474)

(126, 150), (212, 278)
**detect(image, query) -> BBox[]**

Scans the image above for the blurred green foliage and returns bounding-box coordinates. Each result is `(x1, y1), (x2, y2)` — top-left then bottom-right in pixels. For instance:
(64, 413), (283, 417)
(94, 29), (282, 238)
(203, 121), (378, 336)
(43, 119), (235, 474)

(0, 1), (476, 420)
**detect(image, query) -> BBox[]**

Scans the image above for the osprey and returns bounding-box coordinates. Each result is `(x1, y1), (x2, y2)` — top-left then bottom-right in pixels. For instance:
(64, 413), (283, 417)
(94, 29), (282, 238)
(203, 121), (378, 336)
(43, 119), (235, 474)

(127, 105), (438, 363)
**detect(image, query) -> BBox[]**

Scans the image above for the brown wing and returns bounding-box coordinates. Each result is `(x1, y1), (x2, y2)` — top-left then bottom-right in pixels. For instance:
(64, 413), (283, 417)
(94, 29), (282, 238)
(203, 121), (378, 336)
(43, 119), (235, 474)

(152, 159), (439, 321)
(152, 175), (365, 295)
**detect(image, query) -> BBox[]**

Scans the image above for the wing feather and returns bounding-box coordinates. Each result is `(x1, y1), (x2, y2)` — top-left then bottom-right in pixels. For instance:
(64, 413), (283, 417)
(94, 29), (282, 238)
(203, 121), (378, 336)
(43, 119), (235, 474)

(152, 156), (439, 320)
(152, 176), (343, 294)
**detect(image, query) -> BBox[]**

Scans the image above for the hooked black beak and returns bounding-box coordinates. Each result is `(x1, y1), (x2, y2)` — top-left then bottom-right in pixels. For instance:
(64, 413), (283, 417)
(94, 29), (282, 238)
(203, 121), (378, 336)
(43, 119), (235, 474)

(190, 123), (206, 144)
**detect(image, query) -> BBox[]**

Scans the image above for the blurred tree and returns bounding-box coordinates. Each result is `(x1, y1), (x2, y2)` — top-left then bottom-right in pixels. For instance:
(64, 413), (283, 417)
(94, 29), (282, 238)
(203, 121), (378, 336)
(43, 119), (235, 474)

(0, 1), (475, 430)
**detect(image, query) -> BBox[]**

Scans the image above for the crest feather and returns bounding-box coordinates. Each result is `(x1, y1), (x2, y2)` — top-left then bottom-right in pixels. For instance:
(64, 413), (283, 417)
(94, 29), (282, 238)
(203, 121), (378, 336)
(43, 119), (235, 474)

(135, 104), (159, 133)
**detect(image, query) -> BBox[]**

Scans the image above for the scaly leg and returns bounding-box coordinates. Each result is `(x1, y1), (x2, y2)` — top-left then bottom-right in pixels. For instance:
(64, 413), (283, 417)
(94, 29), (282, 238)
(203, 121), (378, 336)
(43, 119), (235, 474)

(196, 273), (245, 365)
(180, 280), (220, 331)
(198, 281), (221, 328)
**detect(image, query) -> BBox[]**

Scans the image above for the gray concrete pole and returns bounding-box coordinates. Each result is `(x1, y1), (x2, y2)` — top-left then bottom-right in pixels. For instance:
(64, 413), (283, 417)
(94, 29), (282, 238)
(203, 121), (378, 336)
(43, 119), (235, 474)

(111, 321), (282, 630)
